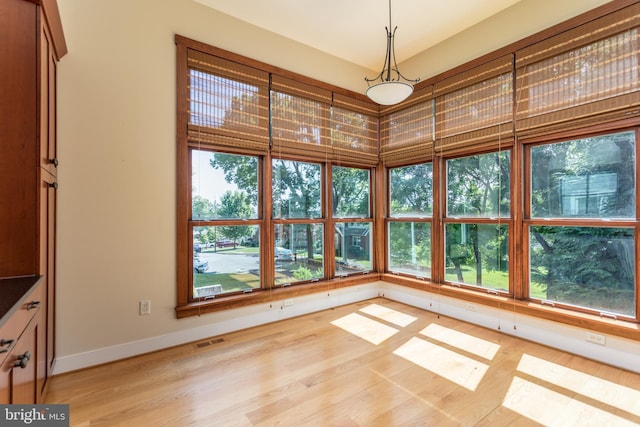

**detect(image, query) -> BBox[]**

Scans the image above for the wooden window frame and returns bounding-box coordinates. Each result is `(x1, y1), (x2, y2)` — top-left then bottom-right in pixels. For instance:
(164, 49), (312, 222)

(439, 149), (513, 295)
(522, 127), (639, 320)
(177, 1), (640, 342)
(385, 162), (434, 280)
(176, 36), (380, 318)
(271, 156), (327, 287)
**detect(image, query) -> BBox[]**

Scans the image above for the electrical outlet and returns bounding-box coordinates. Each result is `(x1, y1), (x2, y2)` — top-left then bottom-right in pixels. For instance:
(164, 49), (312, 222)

(464, 303), (477, 312)
(139, 300), (151, 315)
(586, 332), (606, 346)
(283, 299), (294, 307)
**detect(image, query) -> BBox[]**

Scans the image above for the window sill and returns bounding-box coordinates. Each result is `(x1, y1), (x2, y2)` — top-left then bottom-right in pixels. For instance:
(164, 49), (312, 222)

(381, 273), (640, 342)
(175, 273), (380, 319)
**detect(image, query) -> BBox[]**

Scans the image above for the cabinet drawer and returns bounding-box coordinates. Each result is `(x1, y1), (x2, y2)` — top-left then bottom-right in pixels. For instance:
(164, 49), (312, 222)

(0, 283), (44, 366)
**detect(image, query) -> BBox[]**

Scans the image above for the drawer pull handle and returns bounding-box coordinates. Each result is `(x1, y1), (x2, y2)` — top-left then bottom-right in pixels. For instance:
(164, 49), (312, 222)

(48, 182), (58, 189)
(50, 158), (59, 167)
(27, 301), (41, 310)
(14, 351), (31, 369)
(0, 339), (14, 354)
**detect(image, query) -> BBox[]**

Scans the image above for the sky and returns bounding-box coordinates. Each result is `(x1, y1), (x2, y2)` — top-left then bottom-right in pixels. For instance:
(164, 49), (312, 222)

(191, 150), (236, 204)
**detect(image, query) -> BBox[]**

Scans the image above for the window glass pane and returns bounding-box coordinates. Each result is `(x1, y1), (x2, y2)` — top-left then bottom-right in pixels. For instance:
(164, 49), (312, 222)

(447, 151), (510, 217)
(390, 163), (433, 217)
(335, 222), (372, 274)
(531, 131), (636, 218)
(529, 226), (635, 317)
(388, 222), (431, 277)
(272, 159), (321, 218)
(445, 223), (509, 291)
(333, 166), (370, 217)
(193, 225), (260, 297)
(274, 224), (324, 285)
(192, 151), (258, 220)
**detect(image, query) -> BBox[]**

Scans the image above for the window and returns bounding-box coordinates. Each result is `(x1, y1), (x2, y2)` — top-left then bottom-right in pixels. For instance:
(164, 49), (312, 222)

(272, 159), (325, 285)
(177, 3), (640, 331)
(177, 36), (381, 315)
(444, 151), (510, 291)
(527, 131), (637, 317)
(333, 166), (372, 275)
(191, 151), (261, 298)
(388, 163), (433, 277)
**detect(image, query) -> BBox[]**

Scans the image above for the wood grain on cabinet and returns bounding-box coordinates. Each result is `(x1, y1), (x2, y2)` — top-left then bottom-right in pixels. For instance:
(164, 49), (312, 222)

(0, 280), (44, 404)
(0, 0), (65, 404)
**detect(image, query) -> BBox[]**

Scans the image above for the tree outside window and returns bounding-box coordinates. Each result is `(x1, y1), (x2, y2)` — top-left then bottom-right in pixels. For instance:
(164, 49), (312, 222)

(445, 151), (510, 290)
(388, 163), (433, 277)
(528, 131), (636, 317)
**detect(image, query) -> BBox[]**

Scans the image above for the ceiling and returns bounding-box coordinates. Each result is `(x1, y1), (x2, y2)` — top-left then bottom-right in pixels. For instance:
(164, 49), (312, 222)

(193, 0), (522, 71)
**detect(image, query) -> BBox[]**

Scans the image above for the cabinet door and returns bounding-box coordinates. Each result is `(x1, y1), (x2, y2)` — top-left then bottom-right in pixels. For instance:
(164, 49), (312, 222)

(1, 319), (38, 404)
(39, 16), (59, 176)
(0, 0), (38, 277)
(38, 172), (56, 400)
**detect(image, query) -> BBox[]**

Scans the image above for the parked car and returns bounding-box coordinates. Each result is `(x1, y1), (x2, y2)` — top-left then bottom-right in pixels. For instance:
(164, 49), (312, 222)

(216, 239), (235, 248)
(275, 247), (293, 261)
(193, 256), (208, 273)
(193, 243), (202, 253)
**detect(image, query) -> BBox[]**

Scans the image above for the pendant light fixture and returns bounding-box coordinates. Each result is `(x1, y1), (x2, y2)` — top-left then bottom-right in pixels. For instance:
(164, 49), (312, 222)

(365, 0), (419, 105)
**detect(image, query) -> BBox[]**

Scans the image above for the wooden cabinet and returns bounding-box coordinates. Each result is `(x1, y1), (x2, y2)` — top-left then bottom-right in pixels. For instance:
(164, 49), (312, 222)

(0, 281), (44, 404)
(39, 172), (57, 397)
(0, 0), (66, 404)
(4, 319), (39, 404)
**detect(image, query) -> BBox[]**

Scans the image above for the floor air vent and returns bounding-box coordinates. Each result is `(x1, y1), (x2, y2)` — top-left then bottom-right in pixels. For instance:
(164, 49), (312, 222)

(196, 338), (225, 348)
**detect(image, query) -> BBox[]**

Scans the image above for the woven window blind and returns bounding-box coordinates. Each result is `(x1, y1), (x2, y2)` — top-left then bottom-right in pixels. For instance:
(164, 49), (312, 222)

(270, 75), (333, 160)
(435, 55), (514, 155)
(186, 49), (270, 154)
(379, 86), (434, 167)
(331, 94), (379, 166)
(515, 3), (640, 139)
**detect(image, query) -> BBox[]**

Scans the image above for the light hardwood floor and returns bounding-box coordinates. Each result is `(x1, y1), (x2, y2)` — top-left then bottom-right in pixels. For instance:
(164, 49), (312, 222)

(46, 298), (640, 426)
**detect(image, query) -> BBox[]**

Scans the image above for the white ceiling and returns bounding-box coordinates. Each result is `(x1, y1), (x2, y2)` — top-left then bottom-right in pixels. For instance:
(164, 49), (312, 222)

(193, 0), (522, 71)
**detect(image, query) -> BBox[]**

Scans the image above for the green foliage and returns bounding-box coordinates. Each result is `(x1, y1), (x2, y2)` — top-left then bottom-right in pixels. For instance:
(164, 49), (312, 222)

(192, 195), (215, 220)
(217, 190), (252, 218)
(272, 160), (321, 218)
(332, 166), (369, 217)
(292, 265), (323, 281)
(530, 226), (635, 315)
(530, 132), (635, 218)
(444, 223), (508, 289)
(447, 151), (510, 217)
(389, 163), (433, 216)
(217, 190), (254, 243)
(388, 222), (431, 269)
(209, 153), (259, 208)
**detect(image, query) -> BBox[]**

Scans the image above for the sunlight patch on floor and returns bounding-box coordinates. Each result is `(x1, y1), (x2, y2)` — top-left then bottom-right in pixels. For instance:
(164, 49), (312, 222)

(393, 337), (489, 391)
(420, 323), (500, 360)
(517, 353), (640, 417)
(331, 313), (399, 345)
(359, 303), (418, 327)
(503, 376), (639, 426)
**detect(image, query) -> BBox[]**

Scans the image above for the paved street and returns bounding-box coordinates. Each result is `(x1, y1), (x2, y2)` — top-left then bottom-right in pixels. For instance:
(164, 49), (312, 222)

(198, 250), (259, 274)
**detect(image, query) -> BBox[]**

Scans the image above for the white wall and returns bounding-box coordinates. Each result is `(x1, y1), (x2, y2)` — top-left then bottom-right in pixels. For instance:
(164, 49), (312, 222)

(381, 284), (640, 374)
(401, 0), (612, 81)
(55, 0), (614, 373)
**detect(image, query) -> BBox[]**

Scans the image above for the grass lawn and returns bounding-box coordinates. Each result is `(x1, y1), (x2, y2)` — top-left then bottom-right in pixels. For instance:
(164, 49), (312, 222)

(194, 272), (259, 292)
(445, 265), (509, 291)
